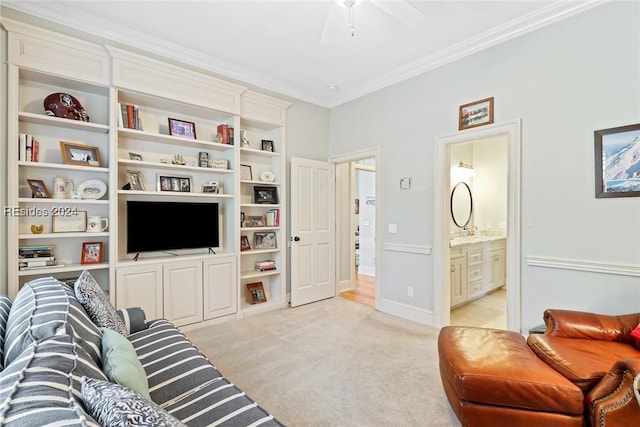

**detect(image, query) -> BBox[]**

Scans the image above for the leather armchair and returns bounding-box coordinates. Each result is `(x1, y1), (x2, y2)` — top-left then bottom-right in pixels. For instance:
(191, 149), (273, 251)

(528, 309), (640, 426)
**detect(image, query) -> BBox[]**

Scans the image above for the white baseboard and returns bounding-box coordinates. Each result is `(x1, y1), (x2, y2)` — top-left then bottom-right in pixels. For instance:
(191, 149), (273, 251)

(376, 297), (434, 326)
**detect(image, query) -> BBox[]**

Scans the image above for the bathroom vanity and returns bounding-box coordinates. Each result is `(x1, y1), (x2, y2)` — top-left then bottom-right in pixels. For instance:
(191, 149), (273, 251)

(449, 236), (506, 308)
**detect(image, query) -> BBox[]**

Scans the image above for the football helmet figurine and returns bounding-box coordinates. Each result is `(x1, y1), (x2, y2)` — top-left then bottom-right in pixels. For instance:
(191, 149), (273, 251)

(44, 93), (90, 122)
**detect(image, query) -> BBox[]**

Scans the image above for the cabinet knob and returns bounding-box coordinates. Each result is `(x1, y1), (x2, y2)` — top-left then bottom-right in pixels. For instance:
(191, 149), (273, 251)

(450, 265), (455, 273)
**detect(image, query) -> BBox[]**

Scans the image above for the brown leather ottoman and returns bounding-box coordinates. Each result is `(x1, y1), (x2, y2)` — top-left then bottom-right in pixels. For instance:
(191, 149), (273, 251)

(438, 326), (584, 427)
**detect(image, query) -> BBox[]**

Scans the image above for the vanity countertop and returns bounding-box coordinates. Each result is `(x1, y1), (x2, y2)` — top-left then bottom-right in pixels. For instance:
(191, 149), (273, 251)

(449, 235), (506, 247)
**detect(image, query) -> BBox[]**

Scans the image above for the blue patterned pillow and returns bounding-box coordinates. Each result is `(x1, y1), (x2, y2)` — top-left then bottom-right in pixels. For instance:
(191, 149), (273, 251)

(0, 334), (105, 426)
(0, 296), (12, 371)
(75, 270), (127, 336)
(82, 377), (187, 426)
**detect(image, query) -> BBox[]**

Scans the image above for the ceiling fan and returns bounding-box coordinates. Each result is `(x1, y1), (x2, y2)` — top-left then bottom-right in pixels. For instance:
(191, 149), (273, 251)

(320, 0), (425, 44)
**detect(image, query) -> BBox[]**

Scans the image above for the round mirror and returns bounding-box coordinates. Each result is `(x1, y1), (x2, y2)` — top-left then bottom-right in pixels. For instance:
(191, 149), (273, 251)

(451, 182), (473, 229)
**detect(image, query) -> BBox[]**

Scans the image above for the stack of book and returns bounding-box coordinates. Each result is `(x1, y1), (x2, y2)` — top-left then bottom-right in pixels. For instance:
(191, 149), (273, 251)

(265, 209), (280, 227)
(254, 259), (276, 272)
(118, 103), (143, 130)
(217, 124), (234, 145)
(18, 134), (40, 162)
(19, 245), (58, 270)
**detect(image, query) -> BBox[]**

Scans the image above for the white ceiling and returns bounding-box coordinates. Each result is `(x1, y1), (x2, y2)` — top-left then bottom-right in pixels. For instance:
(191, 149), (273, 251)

(3, 0), (602, 108)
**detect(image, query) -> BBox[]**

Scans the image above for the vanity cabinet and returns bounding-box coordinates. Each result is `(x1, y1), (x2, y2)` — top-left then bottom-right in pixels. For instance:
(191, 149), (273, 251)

(450, 247), (467, 307)
(450, 238), (506, 308)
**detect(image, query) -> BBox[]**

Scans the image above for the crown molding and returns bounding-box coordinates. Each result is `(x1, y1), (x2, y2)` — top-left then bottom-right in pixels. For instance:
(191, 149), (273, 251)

(2, 0), (608, 109)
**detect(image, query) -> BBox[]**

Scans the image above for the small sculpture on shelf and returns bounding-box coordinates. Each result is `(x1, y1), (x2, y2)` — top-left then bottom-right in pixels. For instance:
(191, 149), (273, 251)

(172, 154), (186, 165)
(241, 130), (250, 148)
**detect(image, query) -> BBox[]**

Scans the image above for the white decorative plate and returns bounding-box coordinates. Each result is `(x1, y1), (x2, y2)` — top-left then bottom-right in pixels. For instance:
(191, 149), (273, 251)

(260, 171), (276, 182)
(77, 179), (107, 199)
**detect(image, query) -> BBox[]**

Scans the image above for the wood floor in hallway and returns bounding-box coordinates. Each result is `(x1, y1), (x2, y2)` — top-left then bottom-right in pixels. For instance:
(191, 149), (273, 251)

(340, 273), (375, 308)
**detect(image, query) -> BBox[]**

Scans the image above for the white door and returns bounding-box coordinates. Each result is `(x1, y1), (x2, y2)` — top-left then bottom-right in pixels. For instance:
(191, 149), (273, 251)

(290, 157), (336, 307)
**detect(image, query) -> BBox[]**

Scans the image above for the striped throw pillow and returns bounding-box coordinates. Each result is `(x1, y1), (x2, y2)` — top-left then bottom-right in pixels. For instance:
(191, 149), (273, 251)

(4, 277), (102, 367)
(0, 334), (106, 426)
(0, 296), (12, 371)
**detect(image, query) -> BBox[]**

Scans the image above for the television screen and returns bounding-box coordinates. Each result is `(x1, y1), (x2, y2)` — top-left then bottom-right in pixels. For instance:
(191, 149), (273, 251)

(127, 201), (219, 253)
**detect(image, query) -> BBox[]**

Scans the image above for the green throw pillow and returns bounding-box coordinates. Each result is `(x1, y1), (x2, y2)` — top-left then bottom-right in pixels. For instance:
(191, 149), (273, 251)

(101, 328), (150, 399)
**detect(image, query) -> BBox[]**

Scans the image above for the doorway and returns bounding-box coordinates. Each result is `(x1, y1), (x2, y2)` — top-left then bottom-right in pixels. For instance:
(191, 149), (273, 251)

(433, 120), (522, 331)
(331, 148), (382, 310)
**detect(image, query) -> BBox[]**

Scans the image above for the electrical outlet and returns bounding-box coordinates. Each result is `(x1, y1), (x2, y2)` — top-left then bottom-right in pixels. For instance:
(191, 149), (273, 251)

(407, 287), (414, 297)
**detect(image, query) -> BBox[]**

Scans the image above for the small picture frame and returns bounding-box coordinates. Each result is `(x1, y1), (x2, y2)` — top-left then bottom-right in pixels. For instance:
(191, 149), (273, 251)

(52, 210), (87, 233)
(254, 186), (279, 204)
(247, 216), (265, 227)
(246, 282), (267, 304)
(254, 232), (277, 249)
(128, 152), (143, 161)
(240, 164), (253, 181)
(211, 159), (230, 170)
(594, 123), (640, 198)
(26, 179), (51, 198)
(168, 118), (196, 139)
(202, 181), (219, 193)
(157, 174), (192, 192)
(81, 241), (104, 264)
(458, 97), (494, 131)
(60, 141), (102, 167)
(126, 170), (145, 191)
(240, 235), (251, 251)
(198, 152), (209, 168)
(261, 139), (274, 152)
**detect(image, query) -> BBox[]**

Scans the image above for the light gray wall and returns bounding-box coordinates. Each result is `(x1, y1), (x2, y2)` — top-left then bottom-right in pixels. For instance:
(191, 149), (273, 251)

(329, 2), (640, 331)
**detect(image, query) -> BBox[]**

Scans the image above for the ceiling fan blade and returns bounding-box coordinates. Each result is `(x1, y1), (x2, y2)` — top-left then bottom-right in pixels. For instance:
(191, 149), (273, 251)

(320, 2), (345, 45)
(371, 0), (424, 28)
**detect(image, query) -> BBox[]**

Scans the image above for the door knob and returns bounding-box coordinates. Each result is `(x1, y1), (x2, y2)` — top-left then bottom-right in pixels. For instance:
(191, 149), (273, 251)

(293, 236), (300, 242)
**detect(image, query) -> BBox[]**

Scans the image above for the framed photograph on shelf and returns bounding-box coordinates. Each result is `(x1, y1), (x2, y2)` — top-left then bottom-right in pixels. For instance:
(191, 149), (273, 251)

(126, 170), (145, 191)
(240, 235), (251, 251)
(458, 97), (494, 131)
(261, 139), (274, 152)
(157, 174), (192, 193)
(52, 210), (87, 233)
(246, 282), (267, 304)
(253, 186), (279, 204)
(128, 152), (143, 161)
(60, 141), (102, 167)
(26, 179), (51, 198)
(168, 118), (196, 139)
(202, 181), (219, 194)
(594, 123), (640, 198)
(240, 164), (253, 181)
(254, 232), (277, 249)
(81, 241), (103, 264)
(247, 216), (265, 227)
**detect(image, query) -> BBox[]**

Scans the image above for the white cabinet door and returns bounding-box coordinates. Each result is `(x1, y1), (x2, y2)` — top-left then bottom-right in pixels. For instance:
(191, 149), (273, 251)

(163, 260), (203, 327)
(488, 248), (506, 290)
(450, 256), (467, 307)
(116, 264), (163, 320)
(203, 256), (237, 320)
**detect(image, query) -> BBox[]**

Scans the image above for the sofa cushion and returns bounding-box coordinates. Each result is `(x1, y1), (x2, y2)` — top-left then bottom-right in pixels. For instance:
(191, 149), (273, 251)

(75, 270), (128, 336)
(4, 277), (102, 367)
(0, 296), (12, 371)
(128, 319), (223, 405)
(101, 328), (150, 398)
(0, 334), (106, 426)
(528, 334), (640, 392)
(82, 377), (186, 427)
(162, 377), (283, 427)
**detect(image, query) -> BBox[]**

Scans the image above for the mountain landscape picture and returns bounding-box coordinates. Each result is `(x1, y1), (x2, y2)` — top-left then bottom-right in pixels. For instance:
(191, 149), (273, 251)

(602, 128), (640, 193)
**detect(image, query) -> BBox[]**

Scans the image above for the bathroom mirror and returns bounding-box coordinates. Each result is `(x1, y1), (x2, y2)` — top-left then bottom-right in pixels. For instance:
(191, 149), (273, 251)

(450, 182), (473, 229)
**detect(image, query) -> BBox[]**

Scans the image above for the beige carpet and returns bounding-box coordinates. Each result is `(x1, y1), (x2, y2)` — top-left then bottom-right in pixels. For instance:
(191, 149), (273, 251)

(185, 297), (460, 427)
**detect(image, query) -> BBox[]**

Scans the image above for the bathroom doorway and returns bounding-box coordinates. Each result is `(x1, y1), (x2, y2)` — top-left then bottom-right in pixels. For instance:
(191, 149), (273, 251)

(433, 120), (522, 331)
(448, 136), (508, 329)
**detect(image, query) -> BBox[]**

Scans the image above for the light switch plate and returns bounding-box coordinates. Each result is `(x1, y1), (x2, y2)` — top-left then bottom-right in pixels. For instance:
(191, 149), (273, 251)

(400, 177), (411, 189)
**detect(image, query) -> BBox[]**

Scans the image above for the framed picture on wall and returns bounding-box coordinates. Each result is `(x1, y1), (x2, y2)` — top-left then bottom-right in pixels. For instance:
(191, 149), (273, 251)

(458, 97), (494, 131)
(594, 123), (640, 198)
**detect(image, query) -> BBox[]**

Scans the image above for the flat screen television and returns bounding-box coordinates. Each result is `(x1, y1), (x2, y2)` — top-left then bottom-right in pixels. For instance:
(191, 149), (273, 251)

(127, 201), (219, 253)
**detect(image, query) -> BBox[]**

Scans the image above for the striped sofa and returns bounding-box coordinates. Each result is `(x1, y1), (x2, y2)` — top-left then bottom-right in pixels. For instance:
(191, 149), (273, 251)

(0, 276), (283, 426)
